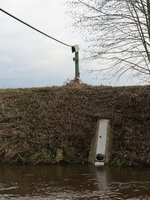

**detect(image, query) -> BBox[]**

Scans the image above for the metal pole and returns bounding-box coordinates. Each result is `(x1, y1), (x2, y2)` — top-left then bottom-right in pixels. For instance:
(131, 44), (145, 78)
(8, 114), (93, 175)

(72, 45), (80, 81)
(74, 51), (79, 80)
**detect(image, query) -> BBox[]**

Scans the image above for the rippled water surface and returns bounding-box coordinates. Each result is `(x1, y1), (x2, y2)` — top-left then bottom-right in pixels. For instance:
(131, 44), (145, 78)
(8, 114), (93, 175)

(0, 165), (150, 200)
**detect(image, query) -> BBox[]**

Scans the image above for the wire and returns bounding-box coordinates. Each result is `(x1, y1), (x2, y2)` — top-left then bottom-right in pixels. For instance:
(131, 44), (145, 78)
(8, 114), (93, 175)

(0, 8), (72, 48)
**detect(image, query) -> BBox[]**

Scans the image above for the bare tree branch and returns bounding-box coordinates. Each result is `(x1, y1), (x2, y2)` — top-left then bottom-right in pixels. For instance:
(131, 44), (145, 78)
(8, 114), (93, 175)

(67, 0), (150, 81)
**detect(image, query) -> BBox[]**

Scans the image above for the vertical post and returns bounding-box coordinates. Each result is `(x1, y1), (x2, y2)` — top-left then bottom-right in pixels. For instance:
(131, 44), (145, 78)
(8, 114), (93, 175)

(75, 51), (79, 79)
(72, 45), (80, 80)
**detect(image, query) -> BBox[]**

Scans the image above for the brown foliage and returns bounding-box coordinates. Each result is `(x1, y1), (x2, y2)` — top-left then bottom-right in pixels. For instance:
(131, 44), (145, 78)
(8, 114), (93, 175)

(0, 85), (149, 166)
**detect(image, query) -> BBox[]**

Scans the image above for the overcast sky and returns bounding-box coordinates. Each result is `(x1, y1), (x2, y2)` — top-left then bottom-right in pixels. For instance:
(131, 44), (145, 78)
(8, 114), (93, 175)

(0, 0), (143, 88)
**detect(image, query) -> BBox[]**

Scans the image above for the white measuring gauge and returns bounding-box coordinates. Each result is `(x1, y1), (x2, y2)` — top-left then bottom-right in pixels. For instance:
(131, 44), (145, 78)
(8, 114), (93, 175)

(95, 119), (109, 166)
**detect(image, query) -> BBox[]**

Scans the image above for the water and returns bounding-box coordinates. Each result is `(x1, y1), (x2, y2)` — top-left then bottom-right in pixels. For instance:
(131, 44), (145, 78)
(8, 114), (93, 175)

(0, 165), (150, 200)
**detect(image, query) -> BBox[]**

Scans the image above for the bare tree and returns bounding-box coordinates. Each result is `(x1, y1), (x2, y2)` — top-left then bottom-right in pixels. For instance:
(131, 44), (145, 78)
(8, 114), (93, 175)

(67, 0), (150, 82)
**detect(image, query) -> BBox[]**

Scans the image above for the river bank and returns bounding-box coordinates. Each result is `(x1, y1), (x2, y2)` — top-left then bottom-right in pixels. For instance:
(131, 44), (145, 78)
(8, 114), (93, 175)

(0, 83), (149, 166)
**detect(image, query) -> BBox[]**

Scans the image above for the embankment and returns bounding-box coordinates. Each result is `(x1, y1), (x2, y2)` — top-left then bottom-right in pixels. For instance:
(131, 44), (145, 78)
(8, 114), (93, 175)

(0, 84), (149, 166)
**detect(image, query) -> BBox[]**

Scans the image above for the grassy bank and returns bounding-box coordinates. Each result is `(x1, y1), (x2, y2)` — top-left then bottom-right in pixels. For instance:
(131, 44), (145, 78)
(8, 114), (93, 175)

(0, 83), (149, 166)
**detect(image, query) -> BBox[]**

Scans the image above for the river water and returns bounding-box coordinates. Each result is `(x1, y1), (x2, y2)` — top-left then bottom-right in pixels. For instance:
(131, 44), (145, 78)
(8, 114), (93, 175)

(0, 165), (149, 200)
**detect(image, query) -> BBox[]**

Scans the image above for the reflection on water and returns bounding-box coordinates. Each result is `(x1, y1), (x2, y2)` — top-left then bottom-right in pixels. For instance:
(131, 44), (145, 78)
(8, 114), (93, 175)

(0, 165), (150, 200)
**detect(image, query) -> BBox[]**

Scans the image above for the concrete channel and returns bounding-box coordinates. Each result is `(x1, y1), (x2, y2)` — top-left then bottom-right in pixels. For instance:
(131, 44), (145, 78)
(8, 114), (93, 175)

(88, 119), (112, 166)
